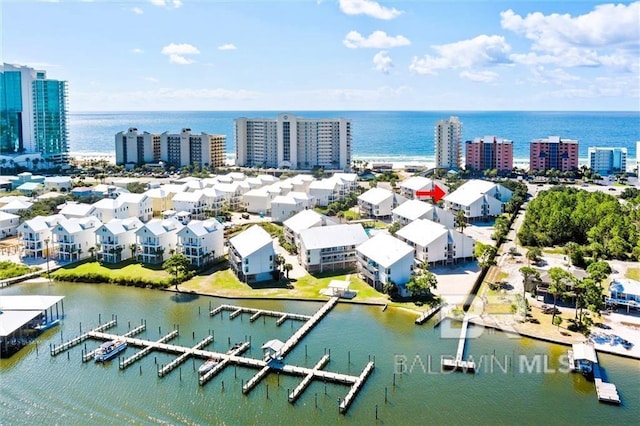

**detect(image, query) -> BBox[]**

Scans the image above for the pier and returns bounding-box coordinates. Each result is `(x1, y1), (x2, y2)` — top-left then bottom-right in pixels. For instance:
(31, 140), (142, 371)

(82, 321), (146, 362)
(279, 296), (338, 357)
(50, 319), (117, 356)
(210, 304), (312, 326)
(288, 354), (330, 403)
(441, 316), (476, 373)
(568, 343), (620, 405)
(414, 304), (443, 325)
(158, 335), (214, 377)
(339, 361), (375, 414)
(199, 341), (251, 385)
(116, 329), (179, 369)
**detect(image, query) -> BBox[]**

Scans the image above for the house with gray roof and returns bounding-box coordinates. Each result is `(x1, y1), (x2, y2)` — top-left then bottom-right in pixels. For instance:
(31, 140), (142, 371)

(298, 223), (368, 273)
(0, 211), (20, 238)
(228, 225), (275, 283)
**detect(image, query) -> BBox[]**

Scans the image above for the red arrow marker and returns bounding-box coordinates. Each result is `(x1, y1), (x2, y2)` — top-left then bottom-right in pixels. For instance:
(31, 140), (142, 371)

(415, 185), (445, 203)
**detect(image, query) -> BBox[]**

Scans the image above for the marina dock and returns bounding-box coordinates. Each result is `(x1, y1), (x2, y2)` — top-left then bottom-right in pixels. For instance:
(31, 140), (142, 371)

(568, 343), (620, 405)
(50, 296), (373, 414)
(82, 322), (147, 362)
(415, 304), (443, 325)
(441, 316), (476, 373)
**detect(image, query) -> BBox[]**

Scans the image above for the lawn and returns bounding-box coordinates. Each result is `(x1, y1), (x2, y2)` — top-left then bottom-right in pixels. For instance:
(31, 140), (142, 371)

(51, 260), (171, 287)
(626, 268), (640, 280)
(181, 269), (389, 304)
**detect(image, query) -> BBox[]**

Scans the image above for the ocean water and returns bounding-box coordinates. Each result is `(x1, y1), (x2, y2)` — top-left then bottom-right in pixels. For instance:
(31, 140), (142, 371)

(69, 111), (640, 163)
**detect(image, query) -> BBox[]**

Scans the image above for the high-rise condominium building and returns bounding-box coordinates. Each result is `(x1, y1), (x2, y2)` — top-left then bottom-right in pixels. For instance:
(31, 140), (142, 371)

(465, 136), (513, 172)
(0, 63), (69, 166)
(115, 128), (225, 169)
(588, 147), (627, 175)
(434, 116), (462, 169)
(529, 136), (579, 172)
(235, 113), (351, 171)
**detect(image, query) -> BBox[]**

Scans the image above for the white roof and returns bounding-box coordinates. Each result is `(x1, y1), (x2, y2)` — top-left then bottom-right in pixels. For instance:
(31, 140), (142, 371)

(283, 210), (325, 233)
(392, 199), (433, 221)
(610, 279), (640, 296)
(271, 195), (298, 205)
(332, 173), (357, 183)
(444, 179), (502, 206)
(257, 174), (278, 184)
(22, 214), (65, 232)
(289, 192), (312, 202)
(358, 187), (394, 205)
(159, 183), (188, 194)
(572, 343), (597, 363)
(0, 211), (19, 221)
(0, 199), (33, 211)
(328, 280), (350, 290)
(180, 218), (222, 237)
(117, 193), (148, 204)
(185, 180), (205, 191)
(309, 179), (338, 190)
(138, 218), (183, 236)
(299, 223), (368, 250)
(92, 198), (118, 209)
(400, 176), (433, 191)
(100, 217), (144, 235)
(357, 233), (413, 268)
(244, 188), (270, 198)
(0, 195), (30, 204)
(261, 339), (285, 352)
(144, 188), (170, 199)
(172, 191), (205, 202)
(229, 225), (273, 257)
(0, 295), (65, 311)
(214, 182), (241, 193)
(396, 219), (448, 246)
(44, 176), (71, 184)
(0, 310), (43, 337)
(228, 172), (247, 181)
(59, 202), (95, 217)
(55, 216), (101, 234)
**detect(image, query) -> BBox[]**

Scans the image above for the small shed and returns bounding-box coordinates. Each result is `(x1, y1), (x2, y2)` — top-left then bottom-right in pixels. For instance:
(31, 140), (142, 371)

(328, 280), (351, 297)
(261, 339), (285, 361)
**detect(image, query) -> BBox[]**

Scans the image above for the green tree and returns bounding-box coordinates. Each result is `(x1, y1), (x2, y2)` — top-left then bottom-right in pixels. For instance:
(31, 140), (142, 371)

(126, 181), (148, 193)
(406, 270), (438, 297)
(526, 247), (542, 265)
(586, 261), (612, 285)
(163, 253), (191, 290)
(455, 209), (467, 234)
(548, 267), (570, 323)
(553, 315), (563, 331)
(283, 263), (293, 279)
(475, 243), (497, 269)
(388, 221), (401, 236)
(519, 266), (540, 296)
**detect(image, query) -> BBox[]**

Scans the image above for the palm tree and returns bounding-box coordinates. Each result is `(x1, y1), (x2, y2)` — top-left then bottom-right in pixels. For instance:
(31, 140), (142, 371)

(129, 243), (137, 259)
(283, 263), (293, 279)
(548, 267), (570, 323)
(455, 209), (467, 234)
(519, 266), (539, 297)
(88, 246), (96, 260)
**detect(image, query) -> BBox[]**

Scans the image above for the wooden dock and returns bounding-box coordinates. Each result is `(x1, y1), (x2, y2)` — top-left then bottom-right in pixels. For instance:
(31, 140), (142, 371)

(82, 322), (147, 362)
(199, 341), (251, 385)
(50, 319), (117, 356)
(441, 316), (476, 373)
(158, 335), (214, 377)
(209, 304), (311, 326)
(115, 329), (179, 369)
(592, 354), (621, 404)
(288, 354), (330, 403)
(415, 304), (443, 325)
(279, 296), (339, 357)
(339, 361), (375, 413)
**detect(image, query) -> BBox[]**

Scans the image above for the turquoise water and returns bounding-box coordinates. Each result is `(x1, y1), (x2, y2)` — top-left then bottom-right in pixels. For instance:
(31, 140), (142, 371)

(69, 111), (640, 162)
(1, 281), (639, 425)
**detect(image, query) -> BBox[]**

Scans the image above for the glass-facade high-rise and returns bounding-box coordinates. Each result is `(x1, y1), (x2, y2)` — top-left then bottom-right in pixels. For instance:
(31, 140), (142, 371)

(0, 63), (69, 166)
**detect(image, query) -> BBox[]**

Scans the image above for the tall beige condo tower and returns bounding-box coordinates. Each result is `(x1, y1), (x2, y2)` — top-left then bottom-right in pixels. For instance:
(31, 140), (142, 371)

(435, 116), (462, 169)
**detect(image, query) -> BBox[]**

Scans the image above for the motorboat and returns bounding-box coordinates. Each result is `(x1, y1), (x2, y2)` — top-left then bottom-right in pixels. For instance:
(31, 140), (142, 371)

(198, 358), (218, 375)
(94, 340), (127, 362)
(33, 319), (60, 331)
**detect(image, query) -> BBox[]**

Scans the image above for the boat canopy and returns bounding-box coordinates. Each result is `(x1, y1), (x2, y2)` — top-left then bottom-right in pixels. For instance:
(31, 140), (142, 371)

(572, 343), (597, 363)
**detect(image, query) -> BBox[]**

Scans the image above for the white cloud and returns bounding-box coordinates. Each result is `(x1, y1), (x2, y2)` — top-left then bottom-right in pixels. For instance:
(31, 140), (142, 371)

(343, 30), (410, 49)
(144, 77), (160, 83)
(131, 48), (144, 54)
(500, 2), (640, 69)
(459, 70), (499, 83)
(410, 35), (511, 75)
(372, 51), (392, 74)
(149, 0), (182, 9)
(218, 43), (237, 51)
(161, 43), (200, 64)
(530, 66), (580, 85)
(131, 7), (144, 15)
(339, 0), (403, 20)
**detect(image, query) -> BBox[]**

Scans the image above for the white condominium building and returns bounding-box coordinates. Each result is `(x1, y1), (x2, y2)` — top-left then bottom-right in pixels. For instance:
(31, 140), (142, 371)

(235, 113), (351, 171)
(435, 116), (462, 169)
(115, 128), (225, 169)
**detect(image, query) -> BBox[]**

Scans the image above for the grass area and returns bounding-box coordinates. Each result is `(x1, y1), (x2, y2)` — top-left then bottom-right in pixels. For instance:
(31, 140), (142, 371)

(182, 269), (388, 303)
(0, 260), (39, 280)
(626, 268), (640, 280)
(542, 246), (564, 255)
(51, 260), (171, 287)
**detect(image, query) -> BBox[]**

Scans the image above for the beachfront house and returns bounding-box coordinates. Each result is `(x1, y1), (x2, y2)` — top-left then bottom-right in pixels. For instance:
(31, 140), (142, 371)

(19, 214), (66, 258)
(356, 233), (414, 295)
(443, 179), (513, 221)
(171, 191), (207, 220)
(177, 218), (224, 267)
(59, 202), (97, 219)
(395, 219), (475, 265)
(608, 279), (640, 311)
(283, 209), (336, 246)
(298, 223), (369, 273)
(95, 217), (143, 264)
(398, 176), (446, 200)
(391, 199), (456, 229)
(135, 218), (183, 265)
(357, 187), (397, 219)
(52, 216), (102, 262)
(0, 211), (20, 238)
(228, 225), (275, 283)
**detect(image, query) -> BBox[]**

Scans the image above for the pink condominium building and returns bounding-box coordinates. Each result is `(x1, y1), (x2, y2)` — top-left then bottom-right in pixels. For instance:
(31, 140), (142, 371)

(465, 136), (513, 172)
(529, 136), (579, 172)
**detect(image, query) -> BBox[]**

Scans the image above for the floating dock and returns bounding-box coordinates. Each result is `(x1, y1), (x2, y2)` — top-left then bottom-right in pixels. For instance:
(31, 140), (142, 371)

(158, 335), (214, 377)
(568, 343), (620, 405)
(441, 316), (476, 373)
(50, 319), (117, 356)
(288, 354), (330, 403)
(415, 304), (443, 325)
(116, 329), (179, 369)
(199, 341), (250, 385)
(82, 322), (146, 362)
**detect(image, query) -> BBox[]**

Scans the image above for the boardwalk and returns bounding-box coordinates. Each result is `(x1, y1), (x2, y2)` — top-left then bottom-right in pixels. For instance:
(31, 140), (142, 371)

(441, 316), (476, 373)
(415, 304), (443, 325)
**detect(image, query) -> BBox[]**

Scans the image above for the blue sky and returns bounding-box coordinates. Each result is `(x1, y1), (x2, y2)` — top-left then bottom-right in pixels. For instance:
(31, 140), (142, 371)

(3, 0), (639, 111)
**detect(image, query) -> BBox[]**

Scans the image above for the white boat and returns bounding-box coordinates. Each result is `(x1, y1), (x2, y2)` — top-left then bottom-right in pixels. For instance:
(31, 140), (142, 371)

(198, 358), (218, 375)
(33, 319), (60, 331)
(94, 340), (127, 362)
